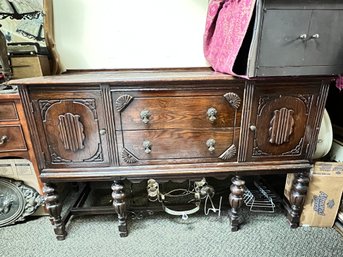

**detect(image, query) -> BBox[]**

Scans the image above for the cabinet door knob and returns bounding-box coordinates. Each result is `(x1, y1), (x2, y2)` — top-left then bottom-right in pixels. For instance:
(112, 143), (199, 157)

(299, 34), (307, 40)
(143, 140), (152, 154)
(207, 107), (217, 123)
(206, 138), (216, 153)
(99, 129), (107, 135)
(140, 110), (151, 124)
(0, 135), (8, 145)
(311, 34), (320, 39)
(249, 125), (256, 132)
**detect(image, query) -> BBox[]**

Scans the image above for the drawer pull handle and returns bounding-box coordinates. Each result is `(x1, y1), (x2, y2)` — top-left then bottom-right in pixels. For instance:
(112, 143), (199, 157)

(207, 107), (217, 123)
(311, 34), (320, 39)
(206, 139), (216, 153)
(143, 140), (152, 154)
(140, 110), (151, 124)
(0, 135), (8, 145)
(299, 34), (307, 40)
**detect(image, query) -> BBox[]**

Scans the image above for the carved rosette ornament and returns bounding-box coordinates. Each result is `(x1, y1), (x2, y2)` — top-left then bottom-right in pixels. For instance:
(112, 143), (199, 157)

(116, 94), (133, 112)
(224, 92), (241, 109)
(122, 148), (138, 163)
(0, 178), (43, 227)
(219, 144), (237, 160)
(58, 113), (85, 152)
(269, 108), (294, 145)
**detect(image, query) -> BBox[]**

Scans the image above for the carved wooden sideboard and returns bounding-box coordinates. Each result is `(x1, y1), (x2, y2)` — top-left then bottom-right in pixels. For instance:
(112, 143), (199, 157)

(10, 68), (331, 239)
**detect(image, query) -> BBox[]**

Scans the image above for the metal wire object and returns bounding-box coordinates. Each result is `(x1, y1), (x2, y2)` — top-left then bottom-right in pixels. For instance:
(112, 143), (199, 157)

(243, 180), (278, 213)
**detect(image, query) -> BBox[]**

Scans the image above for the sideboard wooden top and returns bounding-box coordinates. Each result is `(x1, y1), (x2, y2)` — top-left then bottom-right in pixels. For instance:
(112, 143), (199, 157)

(8, 68), (239, 85)
(8, 68), (333, 87)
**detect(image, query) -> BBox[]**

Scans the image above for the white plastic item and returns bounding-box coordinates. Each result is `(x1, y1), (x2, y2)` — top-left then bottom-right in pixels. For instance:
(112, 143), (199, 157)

(313, 109), (333, 159)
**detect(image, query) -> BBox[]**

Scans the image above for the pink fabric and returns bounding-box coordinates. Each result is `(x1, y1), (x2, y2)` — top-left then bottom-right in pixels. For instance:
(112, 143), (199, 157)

(203, 0), (256, 76)
(336, 76), (343, 91)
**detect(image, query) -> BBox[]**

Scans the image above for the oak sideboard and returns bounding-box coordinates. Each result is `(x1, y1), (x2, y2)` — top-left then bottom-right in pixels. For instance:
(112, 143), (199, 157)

(10, 68), (331, 239)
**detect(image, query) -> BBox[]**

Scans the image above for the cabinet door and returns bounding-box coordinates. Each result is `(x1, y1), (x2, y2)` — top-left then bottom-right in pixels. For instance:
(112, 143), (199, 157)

(31, 90), (110, 167)
(257, 10), (311, 68)
(305, 10), (343, 68)
(246, 82), (322, 161)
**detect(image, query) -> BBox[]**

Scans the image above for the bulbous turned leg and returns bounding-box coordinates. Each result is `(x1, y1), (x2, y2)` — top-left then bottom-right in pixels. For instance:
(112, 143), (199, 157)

(229, 176), (245, 232)
(43, 183), (67, 240)
(112, 180), (128, 237)
(287, 172), (309, 228)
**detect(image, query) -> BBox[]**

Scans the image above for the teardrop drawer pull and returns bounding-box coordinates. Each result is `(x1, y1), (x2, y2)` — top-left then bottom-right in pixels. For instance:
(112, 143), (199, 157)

(206, 138), (216, 153)
(143, 140), (152, 154)
(0, 135), (8, 145)
(207, 107), (217, 123)
(140, 110), (151, 124)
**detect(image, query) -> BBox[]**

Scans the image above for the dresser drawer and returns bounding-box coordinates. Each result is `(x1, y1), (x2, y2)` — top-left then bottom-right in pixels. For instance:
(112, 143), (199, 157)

(119, 129), (239, 165)
(0, 125), (27, 152)
(113, 90), (242, 130)
(0, 102), (18, 121)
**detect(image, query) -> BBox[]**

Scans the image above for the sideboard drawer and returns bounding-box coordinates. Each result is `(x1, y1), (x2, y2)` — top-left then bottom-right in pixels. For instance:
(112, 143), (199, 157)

(0, 102), (18, 121)
(118, 129), (239, 165)
(0, 125), (27, 152)
(113, 90), (242, 130)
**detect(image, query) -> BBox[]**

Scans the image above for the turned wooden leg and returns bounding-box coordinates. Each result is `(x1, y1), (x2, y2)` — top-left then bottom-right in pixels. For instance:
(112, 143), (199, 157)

(287, 172), (309, 228)
(43, 183), (67, 240)
(111, 180), (128, 237)
(229, 176), (245, 232)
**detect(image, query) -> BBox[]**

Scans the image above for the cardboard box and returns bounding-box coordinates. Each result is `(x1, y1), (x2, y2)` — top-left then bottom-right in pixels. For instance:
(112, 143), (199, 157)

(10, 55), (50, 79)
(284, 162), (343, 227)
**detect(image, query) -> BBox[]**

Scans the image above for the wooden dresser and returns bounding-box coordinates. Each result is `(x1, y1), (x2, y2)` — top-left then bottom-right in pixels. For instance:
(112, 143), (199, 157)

(10, 68), (331, 239)
(0, 91), (42, 192)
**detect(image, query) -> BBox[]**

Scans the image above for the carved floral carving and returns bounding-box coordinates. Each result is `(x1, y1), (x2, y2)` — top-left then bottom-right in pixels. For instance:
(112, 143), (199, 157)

(84, 143), (104, 162)
(219, 144), (237, 160)
(116, 95), (133, 112)
(282, 138), (304, 156)
(73, 99), (98, 118)
(122, 148), (138, 163)
(39, 100), (61, 121)
(224, 92), (241, 109)
(51, 152), (72, 163)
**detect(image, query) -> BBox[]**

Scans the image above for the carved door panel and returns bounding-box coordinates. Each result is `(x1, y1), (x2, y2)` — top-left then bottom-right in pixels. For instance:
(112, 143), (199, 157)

(31, 90), (109, 167)
(247, 82), (321, 161)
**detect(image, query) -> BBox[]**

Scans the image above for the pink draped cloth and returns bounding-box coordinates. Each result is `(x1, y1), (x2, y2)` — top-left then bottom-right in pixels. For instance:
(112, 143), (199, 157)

(336, 76), (343, 90)
(203, 0), (256, 76)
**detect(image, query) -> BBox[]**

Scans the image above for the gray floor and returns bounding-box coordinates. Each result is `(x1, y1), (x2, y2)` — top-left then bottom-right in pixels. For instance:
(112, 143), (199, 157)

(1, 209), (342, 257)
